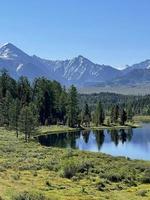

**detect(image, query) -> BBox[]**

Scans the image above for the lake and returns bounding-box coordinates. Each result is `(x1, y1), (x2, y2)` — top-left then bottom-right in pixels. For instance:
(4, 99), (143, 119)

(37, 123), (150, 160)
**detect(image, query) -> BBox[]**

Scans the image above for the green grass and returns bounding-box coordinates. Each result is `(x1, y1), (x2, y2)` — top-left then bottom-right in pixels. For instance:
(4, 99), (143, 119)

(88, 123), (140, 131)
(37, 125), (81, 136)
(0, 127), (150, 199)
(36, 122), (140, 137)
(133, 115), (150, 122)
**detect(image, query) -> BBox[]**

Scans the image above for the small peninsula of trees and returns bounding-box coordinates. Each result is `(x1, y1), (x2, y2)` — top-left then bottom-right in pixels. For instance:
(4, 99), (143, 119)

(0, 70), (134, 140)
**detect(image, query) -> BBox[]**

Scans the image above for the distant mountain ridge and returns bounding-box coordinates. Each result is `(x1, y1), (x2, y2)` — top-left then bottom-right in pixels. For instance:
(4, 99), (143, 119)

(0, 42), (150, 86)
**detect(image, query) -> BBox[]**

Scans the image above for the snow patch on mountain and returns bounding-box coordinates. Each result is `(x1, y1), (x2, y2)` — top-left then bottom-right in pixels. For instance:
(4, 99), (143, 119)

(16, 64), (24, 71)
(1, 42), (150, 86)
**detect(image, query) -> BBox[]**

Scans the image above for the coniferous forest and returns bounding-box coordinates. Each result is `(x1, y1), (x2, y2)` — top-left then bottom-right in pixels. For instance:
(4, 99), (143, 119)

(1, 69), (150, 140)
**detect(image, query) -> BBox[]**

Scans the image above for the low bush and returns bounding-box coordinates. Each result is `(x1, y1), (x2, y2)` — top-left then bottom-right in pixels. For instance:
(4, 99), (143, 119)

(61, 159), (78, 179)
(137, 190), (148, 197)
(60, 159), (93, 179)
(141, 169), (150, 183)
(101, 172), (123, 182)
(11, 173), (20, 180)
(12, 191), (46, 200)
(97, 180), (106, 191)
(78, 160), (93, 175)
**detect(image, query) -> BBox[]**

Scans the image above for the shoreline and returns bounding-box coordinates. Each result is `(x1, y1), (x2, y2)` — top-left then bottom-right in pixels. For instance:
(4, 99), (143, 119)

(35, 123), (140, 137)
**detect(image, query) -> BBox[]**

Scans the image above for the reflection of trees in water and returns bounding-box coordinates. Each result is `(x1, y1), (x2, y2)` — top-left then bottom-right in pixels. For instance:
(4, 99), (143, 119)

(109, 128), (133, 145)
(38, 133), (67, 147)
(120, 129), (127, 143)
(66, 131), (80, 148)
(126, 128), (133, 142)
(93, 130), (105, 151)
(38, 128), (134, 149)
(110, 129), (119, 146)
(119, 129), (133, 144)
(38, 131), (80, 148)
(82, 130), (90, 143)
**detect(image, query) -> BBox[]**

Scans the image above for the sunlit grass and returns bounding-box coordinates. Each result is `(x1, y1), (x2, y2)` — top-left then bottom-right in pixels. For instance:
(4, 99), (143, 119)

(0, 127), (150, 199)
(134, 115), (150, 122)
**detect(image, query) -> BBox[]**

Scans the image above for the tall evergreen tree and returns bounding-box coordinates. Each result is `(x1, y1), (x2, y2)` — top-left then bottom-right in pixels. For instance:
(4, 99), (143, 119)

(67, 85), (79, 127)
(33, 78), (54, 125)
(94, 101), (105, 126)
(120, 108), (127, 125)
(9, 98), (21, 137)
(59, 87), (68, 124)
(0, 91), (13, 127)
(110, 105), (119, 123)
(18, 103), (38, 141)
(17, 76), (32, 105)
(0, 69), (17, 98)
(0, 69), (10, 98)
(81, 102), (91, 127)
(127, 104), (133, 121)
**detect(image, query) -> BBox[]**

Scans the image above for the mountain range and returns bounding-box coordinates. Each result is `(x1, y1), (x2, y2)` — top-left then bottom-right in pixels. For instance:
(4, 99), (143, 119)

(0, 42), (150, 87)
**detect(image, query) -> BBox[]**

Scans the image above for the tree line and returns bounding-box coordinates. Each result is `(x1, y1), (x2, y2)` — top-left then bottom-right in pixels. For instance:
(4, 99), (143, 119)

(79, 92), (150, 115)
(0, 70), (80, 140)
(81, 102), (128, 127)
(0, 70), (131, 140)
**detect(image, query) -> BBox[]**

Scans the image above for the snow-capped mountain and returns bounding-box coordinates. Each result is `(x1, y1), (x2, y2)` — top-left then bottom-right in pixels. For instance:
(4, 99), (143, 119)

(123, 59), (150, 74)
(34, 55), (121, 85)
(1, 42), (150, 86)
(0, 43), (55, 80)
(0, 43), (121, 85)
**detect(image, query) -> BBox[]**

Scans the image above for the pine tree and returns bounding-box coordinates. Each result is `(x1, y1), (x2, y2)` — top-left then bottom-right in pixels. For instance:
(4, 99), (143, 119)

(59, 87), (68, 124)
(0, 91), (13, 127)
(127, 104), (133, 121)
(67, 85), (79, 127)
(110, 105), (119, 124)
(0, 69), (9, 98)
(17, 76), (32, 105)
(0, 69), (17, 98)
(94, 101), (105, 126)
(81, 102), (91, 127)
(18, 103), (39, 141)
(120, 108), (127, 125)
(9, 98), (21, 137)
(32, 78), (54, 125)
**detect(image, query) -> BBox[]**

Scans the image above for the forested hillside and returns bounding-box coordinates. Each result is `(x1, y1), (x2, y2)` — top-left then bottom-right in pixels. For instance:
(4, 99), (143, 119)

(79, 93), (150, 115)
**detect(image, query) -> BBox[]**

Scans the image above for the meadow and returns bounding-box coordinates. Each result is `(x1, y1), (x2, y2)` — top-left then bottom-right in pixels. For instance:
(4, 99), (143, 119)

(0, 127), (150, 200)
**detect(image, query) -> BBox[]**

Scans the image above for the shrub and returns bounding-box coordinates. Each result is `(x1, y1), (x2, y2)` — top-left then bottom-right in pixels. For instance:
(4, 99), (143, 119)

(137, 190), (148, 197)
(12, 191), (46, 200)
(11, 173), (20, 180)
(101, 173), (123, 182)
(141, 177), (150, 183)
(0, 166), (5, 172)
(45, 160), (59, 171)
(78, 160), (93, 175)
(60, 159), (93, 179)
(141, 169), (150, 183)
(97, 180), (106, 191)
(61, 159), (78, 179)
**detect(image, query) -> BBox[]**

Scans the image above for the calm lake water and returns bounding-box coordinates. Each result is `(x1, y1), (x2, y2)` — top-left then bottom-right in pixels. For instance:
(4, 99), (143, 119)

(37, 123), (150, 160)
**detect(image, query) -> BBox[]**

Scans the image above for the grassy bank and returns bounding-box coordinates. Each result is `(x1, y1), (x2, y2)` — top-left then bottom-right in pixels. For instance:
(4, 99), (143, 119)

(36, 122), (140, 137)
(0, 128), (150, 199)
(37, 125), (81, 136)
(134, 115), (150, 122)
(88, 123), (140, 131)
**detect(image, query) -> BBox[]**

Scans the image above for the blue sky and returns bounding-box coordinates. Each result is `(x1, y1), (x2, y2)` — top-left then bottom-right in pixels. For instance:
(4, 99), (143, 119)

(0, 0), (150, 68)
